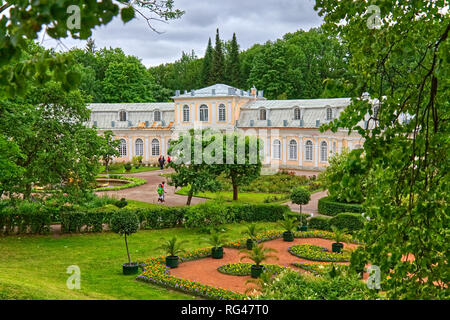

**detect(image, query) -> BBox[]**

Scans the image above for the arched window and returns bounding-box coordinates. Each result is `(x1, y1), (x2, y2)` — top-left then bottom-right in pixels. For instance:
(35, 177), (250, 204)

(218, 104), (226, 122)
(272, 139), (281, 160)
(135, 139), (144, 157)
(119, 110), (127, 122)
(320, 141), (328, 162)
(119, 139), (127, 157)
(199, 105), (208, 122)
(154, 110), (161, 122)
(183, 105), (190, 122)
(151, 139), (160, 156)
(289, 140), (297, 160)
(305, 140), (313, 161)
(326, 108), (333, 121)
(260, 108), (267, 121)
(294, 107), (301, 120)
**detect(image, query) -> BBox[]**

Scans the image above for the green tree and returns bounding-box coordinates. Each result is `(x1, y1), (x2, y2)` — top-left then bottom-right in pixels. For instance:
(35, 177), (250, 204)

(316, 0), (449, 299)
(211, 29), (225, 84)
(225, 33), (241, 88)
(99, 130), (120, 174)
(290, 187), (311, 214)
(201, 38), (214, 87)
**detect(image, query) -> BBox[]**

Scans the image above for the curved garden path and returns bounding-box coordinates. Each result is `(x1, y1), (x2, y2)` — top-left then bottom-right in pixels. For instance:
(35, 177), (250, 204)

(96, 168), (206, 206)
(170, 237), (365, 294)
(283, 190), (329, 216)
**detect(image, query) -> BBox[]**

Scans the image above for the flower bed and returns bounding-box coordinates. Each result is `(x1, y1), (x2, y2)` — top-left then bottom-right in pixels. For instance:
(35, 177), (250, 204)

(217, 263), (288, 276)
(288, 244), (350, 262)
(292, 262), (349, 276)
(138, 255), (244, 300)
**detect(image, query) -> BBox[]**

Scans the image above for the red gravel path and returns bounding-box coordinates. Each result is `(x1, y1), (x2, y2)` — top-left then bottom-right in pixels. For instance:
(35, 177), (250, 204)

(170, 237), (362, 294)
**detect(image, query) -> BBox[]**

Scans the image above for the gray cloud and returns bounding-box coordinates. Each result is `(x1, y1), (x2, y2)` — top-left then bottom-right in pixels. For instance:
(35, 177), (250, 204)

(41, 0), (323, 67)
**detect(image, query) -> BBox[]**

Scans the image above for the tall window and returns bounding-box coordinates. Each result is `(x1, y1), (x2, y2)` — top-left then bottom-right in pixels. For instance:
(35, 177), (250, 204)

(154, 110), (161, 122)
(119, 110), (127, 122)
(135, 139), (144, 157)
(294, 108), (301, 120)
(260, 108), (267, 120)
(305, 140), (313, 161)
(183, 105), (190, 122)
(320, 141), (328, 162)
(218, 104), (226, 122)
(289, 140), (298, 160)
(200, 105), (208, 122)
(326, 108), (333, 121)
(119, 139), (127, 157)
(272, 139), (281, 159)
(151, 139), (160, 156)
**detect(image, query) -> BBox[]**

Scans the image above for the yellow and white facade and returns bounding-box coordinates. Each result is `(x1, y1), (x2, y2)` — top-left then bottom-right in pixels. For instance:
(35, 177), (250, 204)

(89, 84), (367, 170)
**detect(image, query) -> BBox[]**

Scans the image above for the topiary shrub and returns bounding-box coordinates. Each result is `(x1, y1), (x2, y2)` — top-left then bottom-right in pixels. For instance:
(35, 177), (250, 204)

(308, 216), (332, 231)
(329, 213), (365, 234)
(110, 211), (140, 267)
(290, 187), (311, 214)
(318, 196), (363, 216)
(124, 162), (132, 172)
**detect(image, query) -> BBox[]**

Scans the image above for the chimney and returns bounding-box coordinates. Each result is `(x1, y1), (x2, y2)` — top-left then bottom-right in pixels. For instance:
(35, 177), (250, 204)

(175, 90), (180, 97)
(251, 85), (257, 99)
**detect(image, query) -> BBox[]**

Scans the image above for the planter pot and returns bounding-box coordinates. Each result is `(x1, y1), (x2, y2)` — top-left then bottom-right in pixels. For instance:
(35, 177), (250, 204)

(246, 239), (254, 250)
(211, 247), (224, 259)
(251, 265), (264, 278)
(123, 262), (139, 275)
(283, 231), (294, 242)
(165, 256), (179, 268)
(332, 242), (344, 253)
(297, 225), (308, 232)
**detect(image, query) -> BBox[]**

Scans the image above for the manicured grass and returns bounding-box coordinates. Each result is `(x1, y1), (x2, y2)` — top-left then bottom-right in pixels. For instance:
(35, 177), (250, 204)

(0, 221), (279, 300)
(99, 166), (160, 174)
(175, 187), (289, 204)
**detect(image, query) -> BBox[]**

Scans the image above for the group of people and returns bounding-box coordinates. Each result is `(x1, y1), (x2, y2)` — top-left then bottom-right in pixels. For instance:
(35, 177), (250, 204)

(158, 155), (171, 170)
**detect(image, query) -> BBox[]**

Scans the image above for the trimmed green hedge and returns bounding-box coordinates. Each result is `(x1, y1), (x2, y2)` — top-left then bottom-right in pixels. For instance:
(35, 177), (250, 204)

(308, 216), (332, 231)
(329, 213), (365, 234)
(1, 201), (290, 235)
(318, 196), (363, 216)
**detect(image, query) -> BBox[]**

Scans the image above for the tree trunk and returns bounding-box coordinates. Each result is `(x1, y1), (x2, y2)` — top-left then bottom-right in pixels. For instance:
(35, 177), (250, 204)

(187, 189), (193, 206)
(124, 233), (131, 264)
(233, 184), (238, 201)
(24, 184), (32, 200)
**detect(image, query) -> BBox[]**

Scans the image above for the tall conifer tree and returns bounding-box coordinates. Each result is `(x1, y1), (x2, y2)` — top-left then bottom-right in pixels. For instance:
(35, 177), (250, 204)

(201, 37), (214, 86)
(227, 32), (241, 88)
(211, 28), (225, 84)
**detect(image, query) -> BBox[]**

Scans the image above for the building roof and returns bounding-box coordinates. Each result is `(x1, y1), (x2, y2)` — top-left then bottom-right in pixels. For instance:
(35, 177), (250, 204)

(242, 98), (351, 110)
(88, 103), (174, 112)
(174, 83), (261, 99)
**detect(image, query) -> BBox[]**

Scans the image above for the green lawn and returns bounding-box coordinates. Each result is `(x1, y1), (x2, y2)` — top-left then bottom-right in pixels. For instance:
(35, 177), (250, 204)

(0, 221), (279, 300)
(175, 187), (289, 204)
(99, 166), (160, 174)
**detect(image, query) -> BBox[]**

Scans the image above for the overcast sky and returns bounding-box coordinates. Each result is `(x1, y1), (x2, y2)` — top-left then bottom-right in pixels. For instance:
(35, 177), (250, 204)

(41, 0), (323, 67)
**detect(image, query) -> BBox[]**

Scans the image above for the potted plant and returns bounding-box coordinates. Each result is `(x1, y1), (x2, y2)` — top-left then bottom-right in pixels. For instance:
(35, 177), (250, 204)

(331, 225), (347, 253)
(110, 211), (140, 275)
(278, 214), (299, 242)
(124, 162), (132, 172)
(242, 224), (260, 250)
(240, 243), (278, 278)
(203, 232), (228, 259)
(114, 198), (128, 209)
(157, 236), (187, 268)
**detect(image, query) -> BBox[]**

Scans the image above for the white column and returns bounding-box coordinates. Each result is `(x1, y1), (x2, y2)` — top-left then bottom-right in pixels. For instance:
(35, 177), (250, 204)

(298, 136), (303, 167)
(145, 137), (149, 162)
(211, 102), (216, 124)
(161, 135), (165, 156)
(266, 136), (271, 164)
(282, 137), (287, 165)
(314, 137), (319, 167)
(128, 136), (133, 161)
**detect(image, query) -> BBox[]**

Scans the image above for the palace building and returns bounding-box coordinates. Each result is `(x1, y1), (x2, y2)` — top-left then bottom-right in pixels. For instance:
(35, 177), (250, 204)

(88, 83), (369, 171)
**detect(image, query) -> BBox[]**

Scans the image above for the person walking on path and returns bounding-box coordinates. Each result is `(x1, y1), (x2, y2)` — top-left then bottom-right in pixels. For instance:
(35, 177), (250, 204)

(157, 184), (164, 203)
(161, 182), (166, 203)
(158, 155), (165, 170)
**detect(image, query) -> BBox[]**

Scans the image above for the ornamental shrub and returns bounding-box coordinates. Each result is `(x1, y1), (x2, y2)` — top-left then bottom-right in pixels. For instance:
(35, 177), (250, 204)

(308, 216), (332, 231)
(329, 213), (365, 234)
(290, 187), (311, 214)
(318, 196), (363, 216)
(110, 211), (140, 265)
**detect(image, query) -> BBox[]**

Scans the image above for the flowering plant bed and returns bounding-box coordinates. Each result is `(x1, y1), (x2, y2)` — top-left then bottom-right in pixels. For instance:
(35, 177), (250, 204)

(138, 255), (244, 300)
(292, 262), (349, 276)
(217, 263), (288, 276)
(288, 244), (350, 262)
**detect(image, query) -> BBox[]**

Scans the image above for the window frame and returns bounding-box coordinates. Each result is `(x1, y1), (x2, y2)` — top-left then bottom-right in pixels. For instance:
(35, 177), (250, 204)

(199, 105), (209, 122)
(218, 104), (226, 122)
(183, 105), (190, 122)
(119, 139), (127, 157)
(320, 141), (328, 162)
(135, 138), (144, 157)
(272, 139), (281, 160)
(288, 139), (298, 160)
(151, 139), (160, 156)
(305, 140), (313, 161)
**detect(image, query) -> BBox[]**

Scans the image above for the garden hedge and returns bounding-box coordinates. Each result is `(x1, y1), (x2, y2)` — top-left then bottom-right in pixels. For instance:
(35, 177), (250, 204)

(1, 201), (290, 235)
(329, 213), (365, 234)
(308, 216), (331, 231)
(318, 196), (363, 216)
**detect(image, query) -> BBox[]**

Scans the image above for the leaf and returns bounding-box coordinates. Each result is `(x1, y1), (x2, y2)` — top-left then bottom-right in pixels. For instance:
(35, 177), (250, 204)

(121, 6), (135, 23)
